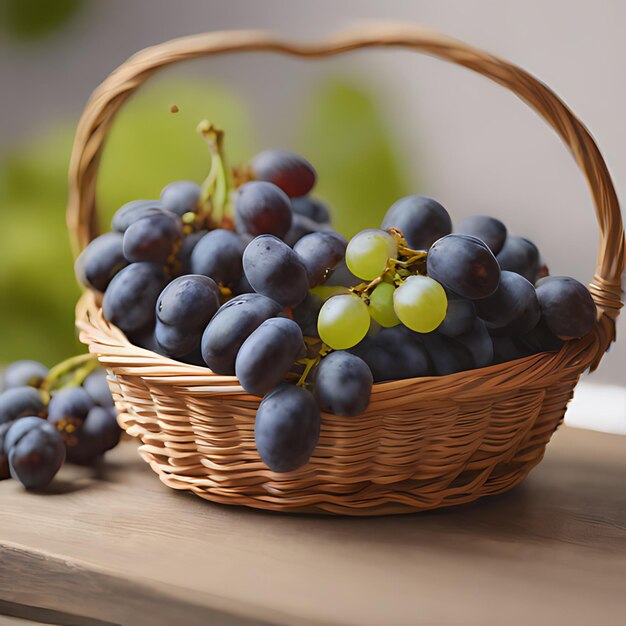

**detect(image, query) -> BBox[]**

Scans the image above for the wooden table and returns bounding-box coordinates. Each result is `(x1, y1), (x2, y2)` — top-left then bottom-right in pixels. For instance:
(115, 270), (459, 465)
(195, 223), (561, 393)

(1, 426), (625, 626)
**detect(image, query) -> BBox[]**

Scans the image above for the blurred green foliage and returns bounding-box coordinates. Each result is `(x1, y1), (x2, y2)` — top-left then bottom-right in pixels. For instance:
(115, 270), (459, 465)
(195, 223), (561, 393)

(0, 76), (409, 367)
(0, 0), (84, 40)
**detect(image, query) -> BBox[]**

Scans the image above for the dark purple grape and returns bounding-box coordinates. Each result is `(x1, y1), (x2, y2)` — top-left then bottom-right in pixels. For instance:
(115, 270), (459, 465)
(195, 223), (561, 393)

(291, 196), (330, 224)
(154, 322), (200, 358)
(2, 360), (48, 390)
(492, 336), (531, 365)
(235, 181), (293, 239)
(75, 232), (129, 293)
(250, 150), (316, 198)
(103, 263), (167, 333)
(0, 422), (13, 479)
(325, 260), (362, 288)
(201, 293), (284, 375)
(454, 319), (494, 368)
(350, 325), (431, 382)
(127, 325), (162, 353)
(156, 275), (220, 328)
(6, 417), (65, 489)
(496, 236), (540, 283)
(235, 318), (304, 396)
(535, 276), (596, 338)
(190, 229), (245, 286)
(518, 318), (564, 353)
(111, 200), (165, 232)
(437, 297), (476, 337)
(427, 234), (500, 300)
(243, 235), (309, 307)
(66, 407), (121, 465)
(160, 180), (201, 216)
(456, 215), (507, 255)
(232, 273), (255, 295)
(293, 231), (347, 287)
(48, 387), (94, 441)
(419, 332), (474, 375)
(83, 369), (114, 408)
(314, 351), (372, 416)
(177, 229), (208, 275)
(381, 196), (452, 250)
(283, 213), (329, 247)
(474, 271), (540, 336)
(254, 384), (320, 472)
(292, 292), (323, 338)
(0, 387), (46, 425)
(123, 211), (184, 264)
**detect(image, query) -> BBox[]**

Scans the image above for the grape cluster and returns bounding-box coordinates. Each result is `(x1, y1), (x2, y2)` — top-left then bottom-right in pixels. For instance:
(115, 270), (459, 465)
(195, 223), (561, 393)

(0, 357), (121, 488)
(78, 122), (597, 474)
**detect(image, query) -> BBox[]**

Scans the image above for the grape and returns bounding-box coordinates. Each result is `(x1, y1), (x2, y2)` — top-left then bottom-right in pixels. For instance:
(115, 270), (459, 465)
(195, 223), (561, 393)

(474, 271), (540, 336)
(235, 318), (304, 396)
(346, 229), (397, 280)
(154, 322), (199, 358)
(232, 273), (255, 295)
(111, 199), (166, 232)
(123, 211), (184, 264)
(6, 417), (66, 489)
(309, 285), (350, 301)
(293, 231), (347, 287)
(325, 260), (362, 288)
(254, 384), (320, 472)
(427, 234), (500, 299)
(318, 294), (370, 350)
(103, 263), (167, 333)
(496, 236), (540, 283)
(235, 181), (293, 238)
(48, 386), (94, 432)
(292, 292), (323, 338)
(283, 213), (331, 247)
(160, 180), (201, 216)
(250, 150), (316, 198)
(381, 196), (452, 250)
(0, 387), (46, 425)
(314, 351), (373, 416)
(190, 229), (245, 286)
(75, 232), (129, 292)
(350, 325), (431, 382)
(518, 318), (564, 353)
(456, 215), (507, 255)
(419, 332), (473, 375)
(454, 319), (494, 368)
(393, 275), (447, 333)
(242, 235), (309, 307)
(437, 296), (476, 337)
(66, 406), (121, 465)
(157, 275), (220, 328)
(368, 282), (400, 328)
(3, 360), (48, 390)
(535, 276), (596, 338)
(127, 326), (162, 353)
(201, 293), (284, 375)
(291, 196), (330, 223)
(492, 336), (531, 365)
(177, 229), (208, 275)
(0, 422), (12, 479)
(83, 369), (114, 408)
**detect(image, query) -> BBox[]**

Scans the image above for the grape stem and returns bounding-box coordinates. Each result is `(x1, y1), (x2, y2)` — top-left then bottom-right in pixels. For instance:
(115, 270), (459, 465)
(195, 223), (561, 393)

(40, 353), (100, 399)
(197, 121), (233, 227)
(294, 342), (332, 388)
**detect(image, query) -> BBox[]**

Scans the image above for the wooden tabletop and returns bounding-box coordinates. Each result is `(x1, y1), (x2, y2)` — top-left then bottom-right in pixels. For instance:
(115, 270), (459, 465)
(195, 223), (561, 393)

(1, 425), (625, 626)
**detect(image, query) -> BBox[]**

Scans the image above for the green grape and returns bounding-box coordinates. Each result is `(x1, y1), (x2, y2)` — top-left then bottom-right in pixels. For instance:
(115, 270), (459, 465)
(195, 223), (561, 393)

(345, 229), (397, 280)
(393, 275), (448, 333)
(309, 285), (351, 301)
(368, 282), (400, 328)
(318, 294), (371, 349)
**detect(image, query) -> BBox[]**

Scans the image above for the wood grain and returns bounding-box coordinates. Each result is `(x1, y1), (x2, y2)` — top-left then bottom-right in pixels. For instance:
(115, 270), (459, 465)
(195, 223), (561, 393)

(1, 426), (625, 625)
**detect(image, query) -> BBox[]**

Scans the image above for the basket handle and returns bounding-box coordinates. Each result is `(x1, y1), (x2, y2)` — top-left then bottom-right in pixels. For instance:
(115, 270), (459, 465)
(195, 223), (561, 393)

(67, 24), (624, 364)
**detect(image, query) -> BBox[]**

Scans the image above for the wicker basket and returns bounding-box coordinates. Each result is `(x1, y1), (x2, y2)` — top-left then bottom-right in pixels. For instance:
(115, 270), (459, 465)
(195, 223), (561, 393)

(69, 25), (624, 515)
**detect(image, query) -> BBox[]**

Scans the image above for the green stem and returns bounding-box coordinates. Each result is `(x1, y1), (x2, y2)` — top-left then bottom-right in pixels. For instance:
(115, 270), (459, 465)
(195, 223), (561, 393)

(41, 354), (99, 393)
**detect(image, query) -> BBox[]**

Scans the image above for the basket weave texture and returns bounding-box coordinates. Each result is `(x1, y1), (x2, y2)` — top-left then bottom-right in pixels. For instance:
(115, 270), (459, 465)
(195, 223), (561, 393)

(70, 25), (624, 515)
